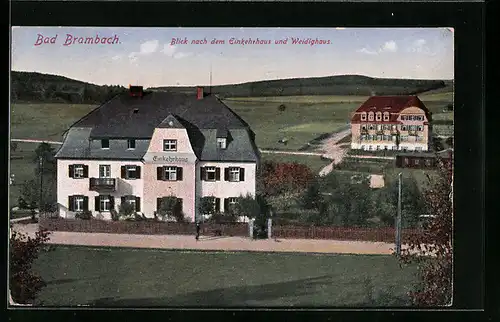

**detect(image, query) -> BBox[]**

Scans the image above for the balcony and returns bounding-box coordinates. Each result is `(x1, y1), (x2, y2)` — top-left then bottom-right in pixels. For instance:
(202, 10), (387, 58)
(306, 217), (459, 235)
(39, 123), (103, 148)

(89, 178), (117, 191)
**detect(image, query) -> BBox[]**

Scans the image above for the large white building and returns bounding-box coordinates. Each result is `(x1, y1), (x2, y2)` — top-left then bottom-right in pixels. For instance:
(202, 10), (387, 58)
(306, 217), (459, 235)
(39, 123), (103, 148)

(55, 86), (260, 222)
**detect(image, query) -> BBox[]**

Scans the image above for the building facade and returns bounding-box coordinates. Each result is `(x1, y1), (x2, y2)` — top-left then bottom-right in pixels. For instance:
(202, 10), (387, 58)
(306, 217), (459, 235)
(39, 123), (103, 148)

(55, 86), (260, 222)
(351, 96), (431, 152)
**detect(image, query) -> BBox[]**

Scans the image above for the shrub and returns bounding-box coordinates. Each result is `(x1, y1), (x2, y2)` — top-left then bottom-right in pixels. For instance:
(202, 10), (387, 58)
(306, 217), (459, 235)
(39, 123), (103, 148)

(300, 180), (322, 210)
(75, 210), (92, 220)
(158, 196), (183, 222)
(119, 202), (136, 218)
(278, 104), (286, 112)
(9, 227), (51, 304)
(257, 161), (315, 197)
(110, 209), (120, 221)
(18, 197), (29, 209)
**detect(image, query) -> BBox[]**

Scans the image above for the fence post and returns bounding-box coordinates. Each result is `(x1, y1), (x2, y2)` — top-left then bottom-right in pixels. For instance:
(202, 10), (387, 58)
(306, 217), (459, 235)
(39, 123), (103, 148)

(267, 218), (272, 239)
(249, 219), (254, 239)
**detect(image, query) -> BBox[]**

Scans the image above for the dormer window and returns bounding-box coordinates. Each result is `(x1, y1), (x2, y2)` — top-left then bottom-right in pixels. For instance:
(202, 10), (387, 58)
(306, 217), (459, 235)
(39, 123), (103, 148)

(376, 112), (382, 121)
(361, 112), (367, 121)
(163, 139), (177, 152)
(127, 139), (136, 150)
(101, 139), (109, 149)
(217, 138), (227, 149)
(383, 112), (390, 121)
(368, 112), (374, 121)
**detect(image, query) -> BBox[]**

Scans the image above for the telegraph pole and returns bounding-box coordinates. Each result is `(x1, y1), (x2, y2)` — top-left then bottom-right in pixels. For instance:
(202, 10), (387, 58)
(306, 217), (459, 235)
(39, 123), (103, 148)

(395, 172), (402, 256)
(38, 155), (44, 220)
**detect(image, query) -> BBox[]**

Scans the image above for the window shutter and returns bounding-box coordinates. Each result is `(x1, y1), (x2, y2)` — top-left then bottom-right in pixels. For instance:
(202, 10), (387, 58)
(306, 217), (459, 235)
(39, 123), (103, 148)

(95, 196), (100, 211)
(177, 167), (183, 181)
(224, 168), (229, 181)
(83, 196), (89, 211)
(215, 168), (221, 181)
(109, 196), (115, 210)
(136, 197), (141, 212)
(83, 165), (89, 178)
(200, 167), (205, 181)
(157, 198), (162, 211)
(136, 166), (141, 179)
(157, 167), (163, 180)
(215, 198), (221, 212)
(239, 168), (245, 181)
(121, 166), (127, 179)
(68, 196), (74, 211)
(69, 165), (74, 178)
(224, 198), (229, 212)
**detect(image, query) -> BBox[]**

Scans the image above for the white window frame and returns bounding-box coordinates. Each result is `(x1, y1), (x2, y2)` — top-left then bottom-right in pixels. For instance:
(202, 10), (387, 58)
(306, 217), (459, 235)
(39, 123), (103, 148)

(229, 167), (240, 182)
(163, 139), (177, 152)
(126, 196), (136, 207)
(368, 112), (374, 121)
(401, 125), (407, 131)
(75, 196), (84, 212)
(369, 124), (374, 130)
(100, 196), (111, 212)
(417, 125), (423, 131)
(164, 166), (177, 181)
(205, 166), (216, 181)
(376, 113), (382, 121)
(361, 124), (367, 130)
(99, 165), (111, 178)
(216, 138), (227, 149)
(127, 139), (136, 150)
(361, 113), (367, 121)
(74, 165), (85, 179)
(383, 112), (390, 121)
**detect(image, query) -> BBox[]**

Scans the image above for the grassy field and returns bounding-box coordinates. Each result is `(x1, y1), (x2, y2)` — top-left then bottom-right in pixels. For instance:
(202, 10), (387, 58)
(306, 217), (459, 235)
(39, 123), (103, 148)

(223, 98), (354, 150)
(10, 103), (97, 141)
(9, 142), (44, 207)
(33, 245), (418, 307)
(260, 153), (331, 173)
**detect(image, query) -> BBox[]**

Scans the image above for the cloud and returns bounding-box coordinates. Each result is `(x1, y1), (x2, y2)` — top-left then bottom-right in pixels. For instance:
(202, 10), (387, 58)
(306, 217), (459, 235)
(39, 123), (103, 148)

(380, 40), (398, 53)
(111, 55), (122, 61)
(139, 40), (159, 54)
(408, 39), (432, 54)
(357, 47), (378, 55)
(173, 52), (193, 59)
(162, 44), (177, 56)
(335, 27), (346, 30)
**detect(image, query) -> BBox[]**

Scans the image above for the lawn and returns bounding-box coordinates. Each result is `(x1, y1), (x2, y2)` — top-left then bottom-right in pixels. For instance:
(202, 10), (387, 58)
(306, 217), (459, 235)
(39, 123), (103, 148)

(260, 153), (331, 174)
(223, 97), (356, 150)
(10, 103), (97, 141)
(33, 245), (418, 307)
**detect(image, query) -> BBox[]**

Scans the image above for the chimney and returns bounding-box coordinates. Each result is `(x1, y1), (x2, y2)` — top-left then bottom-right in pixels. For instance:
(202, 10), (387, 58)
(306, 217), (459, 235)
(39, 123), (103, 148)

(129, 85), (144, 98)
(197, 86), (204, 100)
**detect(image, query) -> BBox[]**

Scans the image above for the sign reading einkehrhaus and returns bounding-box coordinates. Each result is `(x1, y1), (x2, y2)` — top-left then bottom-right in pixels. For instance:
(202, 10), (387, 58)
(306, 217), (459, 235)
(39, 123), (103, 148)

(143, 152), (197, 164)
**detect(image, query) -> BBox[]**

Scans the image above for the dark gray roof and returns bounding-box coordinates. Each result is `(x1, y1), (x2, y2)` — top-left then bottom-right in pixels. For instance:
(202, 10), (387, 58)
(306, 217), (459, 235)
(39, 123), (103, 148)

(75, 92), (250, 138)
(56, 91), (259, 162)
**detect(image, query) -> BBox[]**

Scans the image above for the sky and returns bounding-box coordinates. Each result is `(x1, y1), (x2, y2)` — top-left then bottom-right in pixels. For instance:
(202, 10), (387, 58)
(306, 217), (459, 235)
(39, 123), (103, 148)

(11, 27), (454, 87)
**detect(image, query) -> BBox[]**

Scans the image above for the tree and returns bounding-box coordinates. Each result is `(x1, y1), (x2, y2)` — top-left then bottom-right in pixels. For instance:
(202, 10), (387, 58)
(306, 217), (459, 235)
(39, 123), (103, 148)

(257, 161), (315, 197)
(300, 179), (322, 210)
(234, 194), (271, 238)
(399, 158), (453, 306)
(199, 196), (217, 220)
(118, 202), (136, 219)
(10, 142), (18, 154)
(34, 142), (56, 176)
(9, 227), (51, 304)
(21, 177), (57, 214)
(158, 196), (184, 222)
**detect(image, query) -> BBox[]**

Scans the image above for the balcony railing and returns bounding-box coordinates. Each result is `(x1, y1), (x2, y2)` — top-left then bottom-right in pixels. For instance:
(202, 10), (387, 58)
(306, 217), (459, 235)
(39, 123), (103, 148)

(89, 177), (117, 191)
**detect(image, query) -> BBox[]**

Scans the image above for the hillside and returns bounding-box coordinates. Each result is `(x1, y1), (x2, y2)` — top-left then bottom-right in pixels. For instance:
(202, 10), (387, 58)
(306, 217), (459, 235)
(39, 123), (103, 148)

(10, 71), (453, 103)
(151, 75), (452, 97)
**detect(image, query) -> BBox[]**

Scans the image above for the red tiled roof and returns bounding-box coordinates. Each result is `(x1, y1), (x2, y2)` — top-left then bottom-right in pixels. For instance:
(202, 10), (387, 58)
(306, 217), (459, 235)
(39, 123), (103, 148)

(351, 95), (429, 123)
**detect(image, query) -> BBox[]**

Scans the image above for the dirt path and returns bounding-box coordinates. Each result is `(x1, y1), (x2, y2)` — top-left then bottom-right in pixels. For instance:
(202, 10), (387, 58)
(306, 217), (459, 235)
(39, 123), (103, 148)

(11, 223), (396, 255)
(317, 128), (351, 176)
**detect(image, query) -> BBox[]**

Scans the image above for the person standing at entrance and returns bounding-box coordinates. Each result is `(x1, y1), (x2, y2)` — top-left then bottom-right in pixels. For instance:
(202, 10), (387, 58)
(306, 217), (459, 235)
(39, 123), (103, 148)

(195, 221), (201, 241)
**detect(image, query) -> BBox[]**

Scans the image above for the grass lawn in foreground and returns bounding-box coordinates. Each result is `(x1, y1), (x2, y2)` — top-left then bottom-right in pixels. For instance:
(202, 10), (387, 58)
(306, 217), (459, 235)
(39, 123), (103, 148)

(260, 153), (331, 174)
(33, 246), (418, 307)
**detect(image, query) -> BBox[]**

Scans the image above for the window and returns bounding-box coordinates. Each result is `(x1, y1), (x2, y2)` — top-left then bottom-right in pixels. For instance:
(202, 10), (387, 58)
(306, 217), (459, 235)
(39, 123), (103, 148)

(361, 113), (367, 121)
(419, 116), (424, 121)
(99, 165), (111, 178)
(414, 159), (420, 165)
(74, 165), (85, 178)
(163, 139), (177, 151)
(122, 195), (140, 212)
(369, 146), (373, 151)
(101, 139), (109, 149)
(99, 196), (111, 212)
(75, 196), (84, 212)
(368, 112), (374, 121)
(376, 124), (382, 131)
(369, 124), (374, 130)
(425, 159), (432, 166)
(376, 145), (380, 150)
(217, 138), (227, 149)
(383, 124), (389, 130)
(383, 112), (390, 121)
(415, 147), (423, 152)
(361, 145), (365, 150)
(127, 139), (136, 150)
(401, 125), (407, 131)
(404, 158), (409, 165)
(205, 166), (217, 181)
(392, 135), (397, 142)
(417, 125), (423, 131)
(377, 135), (382, 141)
(361, 125), (367, 130)
(376, 112), (382, 121)
(165, 166), (177, 181)
(122, 165), (141, 179)
(225, 167), (244, 182)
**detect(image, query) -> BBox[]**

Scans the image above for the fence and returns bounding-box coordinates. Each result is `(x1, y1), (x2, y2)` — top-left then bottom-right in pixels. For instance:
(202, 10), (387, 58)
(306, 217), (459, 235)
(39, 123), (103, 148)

(38, 217), (249, 237)
(271, 225), (423, 243)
